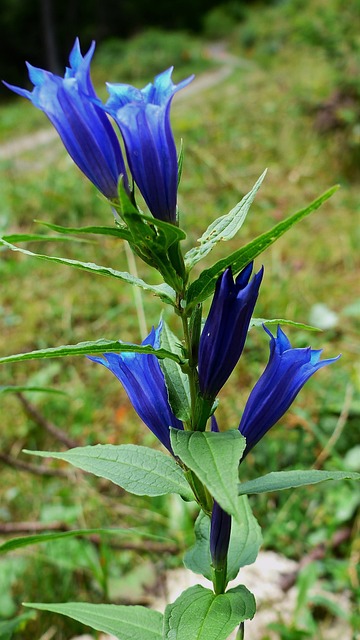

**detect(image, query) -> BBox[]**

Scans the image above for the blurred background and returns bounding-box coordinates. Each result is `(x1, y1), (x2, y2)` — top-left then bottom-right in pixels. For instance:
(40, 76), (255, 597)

(0, 0), (359, 638)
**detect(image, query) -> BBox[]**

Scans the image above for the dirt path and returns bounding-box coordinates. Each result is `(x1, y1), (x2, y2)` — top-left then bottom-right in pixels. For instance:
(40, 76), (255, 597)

(0, 43), (251, 161)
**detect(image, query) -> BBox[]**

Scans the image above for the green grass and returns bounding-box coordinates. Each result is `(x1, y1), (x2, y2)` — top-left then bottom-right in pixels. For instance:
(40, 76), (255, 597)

(0, 4), (359, 637)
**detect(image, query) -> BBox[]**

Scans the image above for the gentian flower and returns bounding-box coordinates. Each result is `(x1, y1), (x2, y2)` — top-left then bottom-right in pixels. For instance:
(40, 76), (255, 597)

(209, 416), (232, 572)
(102, 68), (193, 223)
(4, 38), (127, 200)
(198, 263), (264, 400)
(239, 325), (340, 457)
(210, 500), (232, 571)
(88, 323), (183, 452)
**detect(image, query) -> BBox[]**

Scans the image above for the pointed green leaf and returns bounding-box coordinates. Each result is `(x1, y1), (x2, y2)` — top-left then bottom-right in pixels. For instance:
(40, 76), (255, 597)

(0, 527), (170, 555)
(184, 497), (262, 581)
(164, 584), (255, 640)
(186, 186), (338, 310)
(170, 430), (246, 522)
(185, 170), (267, 270)
(24, 602), (163, 640)
(1, 233), (86, 244)
(249, 317), (321, 332)
(117, 180), (186, 247)
(160, 321), (191, 422)
(135, 211), (186, 246)
(36, 220), (133, 241)
(25, 444), (194, 500)
(0, 385), (65, 394)
(0, 338), (182, 365)
(238, 470), (360, 496)
(116, 180), (186, 289)
(0, 238), (175, 305)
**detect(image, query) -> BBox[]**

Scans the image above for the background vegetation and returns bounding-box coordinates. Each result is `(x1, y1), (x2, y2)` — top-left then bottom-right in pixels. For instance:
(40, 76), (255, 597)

(0, 0), (359, 638)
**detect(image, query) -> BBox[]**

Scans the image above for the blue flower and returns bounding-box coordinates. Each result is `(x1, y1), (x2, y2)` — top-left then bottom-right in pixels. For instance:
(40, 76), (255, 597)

(103, 67), (193, 223)
(4, 38), (127, 200)
(198, 263), (264, 400)
(88, 323), (183, 452)
(210, 499), (232, 570)
(209, 416), (232, 571)
(239, 325), (340, 457)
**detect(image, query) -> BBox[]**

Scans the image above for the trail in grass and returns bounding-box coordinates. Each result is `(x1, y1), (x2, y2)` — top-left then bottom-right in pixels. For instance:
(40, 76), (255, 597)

(0, 43), (252, 161)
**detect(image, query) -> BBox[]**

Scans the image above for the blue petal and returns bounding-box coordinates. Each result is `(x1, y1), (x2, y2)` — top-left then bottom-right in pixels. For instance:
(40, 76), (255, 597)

(239, 326), (340, 456)
(198, 264), (263, 399)
(103, 68), (193, 222)
(4, 39), (127, 200)
(88, 324), (183, 452)
(210, 500), (232, 569)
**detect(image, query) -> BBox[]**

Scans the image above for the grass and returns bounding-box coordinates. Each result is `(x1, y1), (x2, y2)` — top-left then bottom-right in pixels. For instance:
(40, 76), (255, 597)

(0, 2), (359, 637)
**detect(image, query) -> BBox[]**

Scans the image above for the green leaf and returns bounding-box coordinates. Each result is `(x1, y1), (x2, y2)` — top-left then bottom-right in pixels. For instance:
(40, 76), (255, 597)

(186, 186), (338, 310)
(163, 584), (255, 640)
(160, 321), (191, 422)
(184, 496), (262, 581)
(0, 527), (170, 556)
(24, 602), (163, 640)
(0, 612), (35, 640)
(249, 317), (321, 332)
(0, 385), (65, 394)
(0, 338), (182, 365)
(238, 470), (360, 496)
(36, 220), (133, 241)
(0, 238), (175, 305)
(134, 211), (186, 247)
(1, 233), (86, 244)
(116, 180), (187, 290)
(170, 430), (246, 522)
(25, 444), (194, 500)
(185, 170), (267, 270)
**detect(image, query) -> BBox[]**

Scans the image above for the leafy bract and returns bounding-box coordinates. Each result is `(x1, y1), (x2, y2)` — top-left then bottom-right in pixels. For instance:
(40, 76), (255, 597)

(0, 339), (182, 365)
(185, 170), (267, 270)
(0, 384), (65, 394)
(184, 497), (262, 581)
(25, 444), (194, 500)
(117, 180), (186, 291)
(185, 186), (338, 311)
(163, 584), (255, 640)
(24, 602), (163, 640)
(249, 317), (321, 332)
(170, 430), (246, 522)
(0, 238), (175, 305)
(0, 527), (169, 555)
(1, 233), (87, 244)
(238, 469), (360, 495)
(36, 220), (133, 241)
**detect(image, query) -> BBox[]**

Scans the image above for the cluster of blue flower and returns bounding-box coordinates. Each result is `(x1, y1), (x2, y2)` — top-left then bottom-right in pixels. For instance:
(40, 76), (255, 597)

(6, 39), (339, 575)
(5, 38), (192, 222)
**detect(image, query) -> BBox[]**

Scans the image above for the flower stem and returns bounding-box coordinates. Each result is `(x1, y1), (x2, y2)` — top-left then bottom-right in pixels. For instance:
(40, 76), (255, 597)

(180, 310), (199, 430)
(212, 563), (228, 595)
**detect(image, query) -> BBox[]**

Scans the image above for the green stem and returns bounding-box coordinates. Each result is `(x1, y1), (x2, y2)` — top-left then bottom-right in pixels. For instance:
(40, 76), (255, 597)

(212, 562), (228, 595)
(180, 310), (199, 429)
(235, 622), (245, 640)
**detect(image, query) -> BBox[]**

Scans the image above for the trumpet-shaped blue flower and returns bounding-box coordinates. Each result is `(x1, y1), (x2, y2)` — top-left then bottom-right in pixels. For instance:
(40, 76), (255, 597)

(239, 325), (340, 457)
(4, 39), (127, 200)
(88, 323), (183, 452)
(198, 263), (264, 400)
(103, 68), (193, 223)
